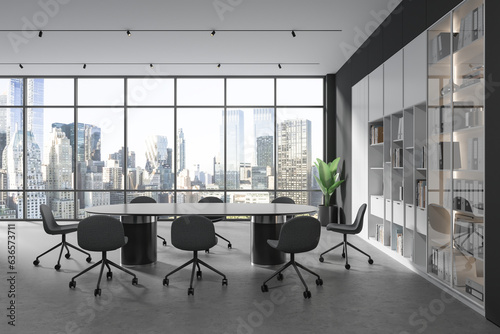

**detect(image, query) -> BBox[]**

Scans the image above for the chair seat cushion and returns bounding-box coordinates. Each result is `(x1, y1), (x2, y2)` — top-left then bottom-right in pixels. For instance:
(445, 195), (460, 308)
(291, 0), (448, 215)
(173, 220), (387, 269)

(48, 223), (79, 235)
(326, 222), (357, 234)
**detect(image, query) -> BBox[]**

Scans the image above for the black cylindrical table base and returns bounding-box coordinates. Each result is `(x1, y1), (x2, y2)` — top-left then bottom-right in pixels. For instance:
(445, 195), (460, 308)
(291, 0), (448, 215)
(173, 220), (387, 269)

(121, 215), (157, 266)
(251, 215), (286, 265)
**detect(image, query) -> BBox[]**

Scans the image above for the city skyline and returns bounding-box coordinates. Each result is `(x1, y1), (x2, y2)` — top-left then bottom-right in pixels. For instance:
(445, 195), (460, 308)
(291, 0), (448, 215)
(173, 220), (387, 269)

(0, 78), (324, 219)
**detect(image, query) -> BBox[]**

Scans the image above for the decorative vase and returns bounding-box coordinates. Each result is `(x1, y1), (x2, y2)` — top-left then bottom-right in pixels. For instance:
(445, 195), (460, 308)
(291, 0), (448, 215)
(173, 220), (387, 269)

(317, 205), (338, 226)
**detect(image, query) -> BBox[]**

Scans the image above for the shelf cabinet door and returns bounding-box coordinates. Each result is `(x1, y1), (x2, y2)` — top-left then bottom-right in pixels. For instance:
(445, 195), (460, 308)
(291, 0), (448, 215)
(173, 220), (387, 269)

(404, 32), (427, 108)
(384, 50), (403, 115)
(369, 64), (384, 121)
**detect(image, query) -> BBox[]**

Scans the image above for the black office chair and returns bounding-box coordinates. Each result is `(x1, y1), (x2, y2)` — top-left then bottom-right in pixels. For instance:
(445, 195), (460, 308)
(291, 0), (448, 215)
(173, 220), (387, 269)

(130, 196), (167, 246)
(319, 203), (373, 269)
(198, 196), (232, 249)
(261, 216), (323, 299)
(69, 215), (138, 296)
(163, 215), (228, 295)
(272, 196), (295, 221)
(33, 204), (92, 270)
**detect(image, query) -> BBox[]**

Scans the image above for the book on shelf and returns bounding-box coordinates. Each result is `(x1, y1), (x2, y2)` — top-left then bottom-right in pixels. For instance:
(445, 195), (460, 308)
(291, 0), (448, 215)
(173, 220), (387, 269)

(393, 148), (403, 168)
(416, 179), (427, 208)
(396, 232), (403, 256)
(453, 178), (484, 216)
(376, 224), (384, 244)
(397, 117), (403, 140)
(431, 247), (452, 281)
(370, 124), (384, 144)
(457, 4), (484, 51)
(465, 277), (484, 301)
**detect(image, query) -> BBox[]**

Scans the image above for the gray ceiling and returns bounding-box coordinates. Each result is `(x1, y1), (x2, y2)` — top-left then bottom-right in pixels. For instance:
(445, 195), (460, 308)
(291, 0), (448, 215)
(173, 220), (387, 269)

(0, 0), (400, 76)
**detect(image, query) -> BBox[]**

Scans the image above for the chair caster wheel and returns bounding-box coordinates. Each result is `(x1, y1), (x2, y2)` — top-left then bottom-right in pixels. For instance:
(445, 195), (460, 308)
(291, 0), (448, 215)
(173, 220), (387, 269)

(94, 288), (101, 297)
(163, 241), (167, 246)
(132, 277), (138, 285)
(228, 243), (232, 249)
(222, 278), (228, 286)
(69, 281), (76, 289)
(303, 290), (311, 299)
(342, 252), (346, 258)
(86, 256), (92, 263)
(106, 272), (113, 280)
(163, 278), (169, 286)
(205, 249), (209, 253)
(261, 285), (268, 293)
(55, 264), (61, 271)
(188, 287), (194, 295)
(368, 259), (374, 265)
(33, 260), (40, 266)
(345, 264), (351, 270)
(197, 270), (202, 279)
(316, 278), (323, 286)
(65, 253), (71, 259)
(319, 257), (324, 263)
(277, 273), (283, 281)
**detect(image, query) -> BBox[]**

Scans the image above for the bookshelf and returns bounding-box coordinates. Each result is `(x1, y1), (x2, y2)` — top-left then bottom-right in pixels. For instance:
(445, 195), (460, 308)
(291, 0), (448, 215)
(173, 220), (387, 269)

(427, 0), (485, 306)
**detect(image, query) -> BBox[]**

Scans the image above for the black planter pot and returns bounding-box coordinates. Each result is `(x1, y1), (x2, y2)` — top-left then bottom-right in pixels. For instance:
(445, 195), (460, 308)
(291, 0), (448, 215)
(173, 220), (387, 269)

(317, 205), (338, 226)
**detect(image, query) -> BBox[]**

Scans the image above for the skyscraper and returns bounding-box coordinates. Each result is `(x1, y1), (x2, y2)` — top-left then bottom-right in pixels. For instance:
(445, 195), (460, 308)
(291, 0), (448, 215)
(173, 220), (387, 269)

(277, 119), (312, 204)
(225, 109), (244, 189)
(44, 127), (74, 219)
(177, 128), (186, 174)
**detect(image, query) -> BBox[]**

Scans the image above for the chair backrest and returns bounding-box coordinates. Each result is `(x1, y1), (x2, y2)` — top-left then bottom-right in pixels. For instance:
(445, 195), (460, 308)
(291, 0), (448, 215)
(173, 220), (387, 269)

(272, 196), (295, 204)
(198, 196), (224, 221)
(40, 204), (59, 234)
(198, 196), (223, 204)
(350, 203), (367, 234)
(77, 215), (126, 252)
(131, 196), (157, 204)
(171, 215), (217, 251)
(276, 216), (321, 253)
(428, 204), (451, 235)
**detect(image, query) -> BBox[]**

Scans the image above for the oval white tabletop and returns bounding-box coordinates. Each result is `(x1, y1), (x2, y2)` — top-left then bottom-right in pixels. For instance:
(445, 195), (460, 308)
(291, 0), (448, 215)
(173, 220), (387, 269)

(86, 203), (317, 217)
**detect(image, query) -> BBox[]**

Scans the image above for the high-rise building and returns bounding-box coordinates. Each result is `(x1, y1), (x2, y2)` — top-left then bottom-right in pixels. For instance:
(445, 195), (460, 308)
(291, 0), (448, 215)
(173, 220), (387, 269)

(277, 119), (312, 204)
(256, 135), (273, 168)
(52, 122), (102, 164)
(5, 130), (47, 219)
(43, 127), (75, 218)
(177, 129), (186, 174)
(225, 109), (244, 189)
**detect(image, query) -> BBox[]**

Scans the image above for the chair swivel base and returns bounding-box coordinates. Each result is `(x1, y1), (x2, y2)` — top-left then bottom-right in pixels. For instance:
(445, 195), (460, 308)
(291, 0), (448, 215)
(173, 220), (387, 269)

(157, 234), (167, 246)
(261, 253), (323, 299)
(69, 251), (138, 296)
(33, 234), (92, 270)
(163, 251), (227, 295)
(319, 234), (374, 270)
(205, 233), (232, 253)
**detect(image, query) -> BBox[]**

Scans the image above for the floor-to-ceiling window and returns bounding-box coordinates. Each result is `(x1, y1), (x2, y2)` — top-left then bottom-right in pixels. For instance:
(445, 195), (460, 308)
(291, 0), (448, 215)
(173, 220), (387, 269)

(0, 77), (324, 220)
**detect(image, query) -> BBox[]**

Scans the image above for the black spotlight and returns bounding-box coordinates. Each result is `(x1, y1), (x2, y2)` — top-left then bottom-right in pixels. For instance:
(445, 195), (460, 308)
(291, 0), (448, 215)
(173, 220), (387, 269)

(38, 30), (43, 38)
(19, 64), (24, 69)
(150, 63), (154, 68)
(217, 63), (221, 68)
(83, 64), (87, 69)
(127, 30), (131, 37)
(291, 30), (296, 37)
(211, 30), (216, 36)
(278, 64), (282, 69)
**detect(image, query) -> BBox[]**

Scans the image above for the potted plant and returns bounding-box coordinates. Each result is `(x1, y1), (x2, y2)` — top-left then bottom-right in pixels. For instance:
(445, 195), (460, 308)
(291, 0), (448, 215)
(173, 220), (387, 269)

(314, 157), (344, 226)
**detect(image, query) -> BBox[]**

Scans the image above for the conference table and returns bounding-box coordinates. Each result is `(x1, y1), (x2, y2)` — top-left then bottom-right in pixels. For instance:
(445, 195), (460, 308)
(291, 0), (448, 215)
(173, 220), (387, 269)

(86, 203), (317, 266)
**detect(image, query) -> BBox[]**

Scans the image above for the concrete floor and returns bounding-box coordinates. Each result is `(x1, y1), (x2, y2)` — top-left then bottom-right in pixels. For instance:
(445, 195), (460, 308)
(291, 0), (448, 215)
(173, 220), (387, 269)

(1, 220), (499, 334)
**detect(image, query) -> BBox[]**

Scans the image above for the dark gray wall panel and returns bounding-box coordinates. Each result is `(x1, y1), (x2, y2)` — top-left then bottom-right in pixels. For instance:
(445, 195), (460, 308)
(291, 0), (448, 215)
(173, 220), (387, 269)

(402, 0), (427, 45)
(485, 0), (500, 327)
